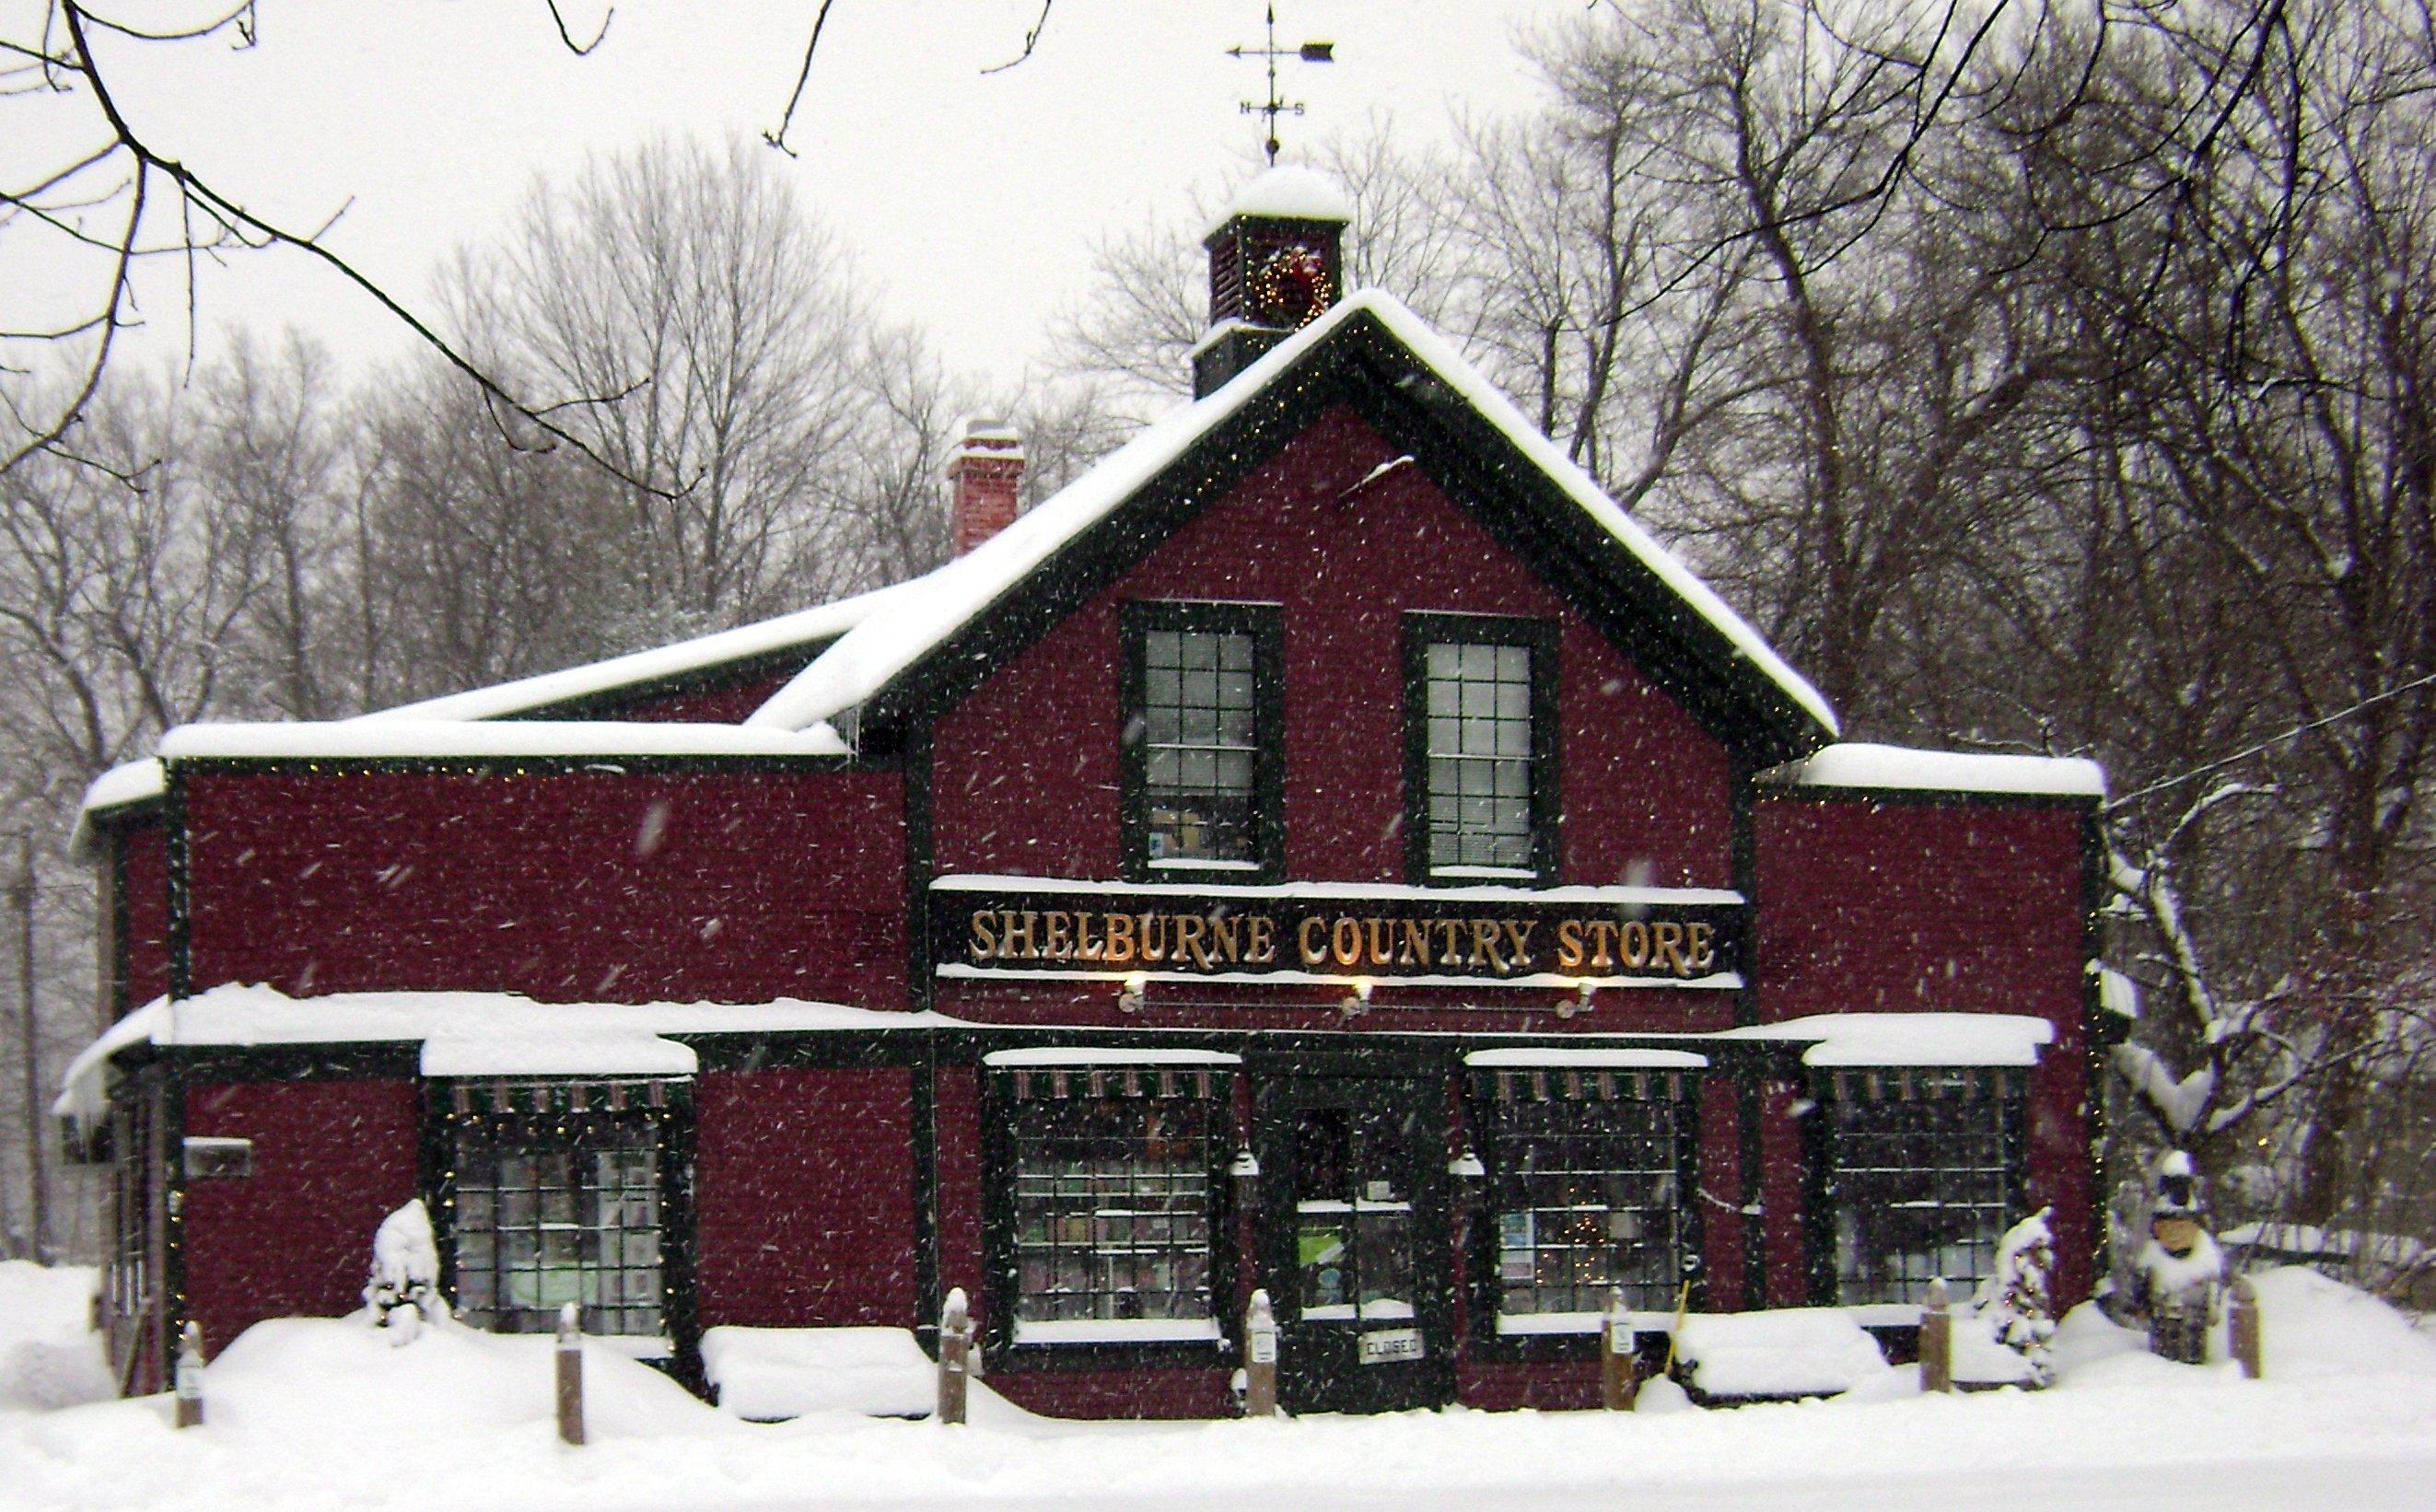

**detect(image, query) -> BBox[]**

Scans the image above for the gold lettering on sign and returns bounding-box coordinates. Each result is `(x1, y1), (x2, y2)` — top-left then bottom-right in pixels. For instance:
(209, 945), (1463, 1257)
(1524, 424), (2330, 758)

(1685, 921), (1716, 973)
(958, 900), (1725, 980)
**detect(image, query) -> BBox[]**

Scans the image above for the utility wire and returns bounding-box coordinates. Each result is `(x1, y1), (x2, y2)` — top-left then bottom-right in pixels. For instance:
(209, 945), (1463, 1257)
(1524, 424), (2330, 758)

(2106, 669), (2436, 810)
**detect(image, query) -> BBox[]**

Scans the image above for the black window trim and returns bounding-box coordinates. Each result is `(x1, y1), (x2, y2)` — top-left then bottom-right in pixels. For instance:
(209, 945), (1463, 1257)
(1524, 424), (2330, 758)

(1402, 611), (1561, 886)
(1120, 599), (1288, 885)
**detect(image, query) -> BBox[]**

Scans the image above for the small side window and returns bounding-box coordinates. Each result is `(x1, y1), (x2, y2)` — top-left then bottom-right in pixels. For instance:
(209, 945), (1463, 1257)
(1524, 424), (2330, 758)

(182, 1136), (253, 1181)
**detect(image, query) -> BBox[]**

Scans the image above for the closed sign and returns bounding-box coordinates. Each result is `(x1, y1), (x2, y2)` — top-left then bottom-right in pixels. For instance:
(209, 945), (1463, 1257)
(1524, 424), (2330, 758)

(1358, 1329), (1425, 1366)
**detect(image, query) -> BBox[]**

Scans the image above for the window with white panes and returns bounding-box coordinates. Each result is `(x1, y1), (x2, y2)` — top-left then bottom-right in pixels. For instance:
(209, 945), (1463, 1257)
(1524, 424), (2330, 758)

(446, 1081), (670, 1341)
(1825, 1068), (2023, 1307)
(1406, 615), (1556, 881)
(1477, 1069), (1691, 1319)
(1124, 602), (1282, 880)
(1005, 1067), (1223, 1328)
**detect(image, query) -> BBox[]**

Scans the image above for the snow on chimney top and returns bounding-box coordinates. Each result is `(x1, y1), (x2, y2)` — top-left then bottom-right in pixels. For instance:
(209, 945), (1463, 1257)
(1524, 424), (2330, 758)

(948, 417), (1025, 556)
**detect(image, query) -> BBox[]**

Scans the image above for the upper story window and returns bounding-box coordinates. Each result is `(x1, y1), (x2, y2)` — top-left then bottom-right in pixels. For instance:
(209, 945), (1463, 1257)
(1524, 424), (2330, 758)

(1122, 601), (1283, 881)
(1404, 613), (1558, 883)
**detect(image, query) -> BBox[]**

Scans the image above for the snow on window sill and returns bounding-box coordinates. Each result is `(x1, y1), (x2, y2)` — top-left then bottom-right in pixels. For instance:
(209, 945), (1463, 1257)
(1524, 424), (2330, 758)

(1009, 1317), (1223, 1346)
(1300, 1300), (1416, 1322)
(1430, 865), (1540, 881)
(1148, 858), (1265, 872)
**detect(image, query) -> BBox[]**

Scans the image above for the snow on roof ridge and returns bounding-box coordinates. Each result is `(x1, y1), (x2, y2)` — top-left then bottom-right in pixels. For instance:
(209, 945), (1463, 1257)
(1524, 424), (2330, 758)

(365, 578), (918, 725)
(1763, 741), (2105, 798)
(157, 718), (848, 762)
(748, 290), (1836, 737)
(1205, 164), (1353, 238)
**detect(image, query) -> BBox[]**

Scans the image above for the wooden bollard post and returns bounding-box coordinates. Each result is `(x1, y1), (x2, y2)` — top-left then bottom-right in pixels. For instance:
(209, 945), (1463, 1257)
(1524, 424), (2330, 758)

(555, 1301), (585, 1446)
(2229, 1274), (2262, 1379)
(1600, 1286), (1638, 1411)
(1244, 1288), (1279, 1417)
(1919, 1277), (1953, 1394)
(174, 1321), (204, 1428)
(938, 1287), (973, 1425)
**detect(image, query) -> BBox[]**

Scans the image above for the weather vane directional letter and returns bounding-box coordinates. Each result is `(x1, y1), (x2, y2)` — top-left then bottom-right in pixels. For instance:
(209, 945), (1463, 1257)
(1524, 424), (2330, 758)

(1229, 5), (1335, 166)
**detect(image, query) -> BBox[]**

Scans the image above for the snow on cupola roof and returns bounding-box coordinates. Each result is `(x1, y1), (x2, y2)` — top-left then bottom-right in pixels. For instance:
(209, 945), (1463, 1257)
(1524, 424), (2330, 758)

(1204, 164), (1353, 238)
(748, 290), (1837, 753)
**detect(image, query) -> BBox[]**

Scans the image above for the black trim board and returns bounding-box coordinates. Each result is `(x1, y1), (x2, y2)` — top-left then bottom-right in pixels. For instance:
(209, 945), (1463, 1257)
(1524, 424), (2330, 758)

(859, 308), (1834, 767)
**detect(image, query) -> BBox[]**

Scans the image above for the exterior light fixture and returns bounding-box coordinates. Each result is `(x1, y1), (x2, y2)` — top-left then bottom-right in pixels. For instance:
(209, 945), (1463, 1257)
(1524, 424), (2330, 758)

(1448, 1146), (1486, 1179)
(1230, 1146), (1262, 1179)
(1118, 973), (1148, 1014)
(1340, 978), (1373, 1019)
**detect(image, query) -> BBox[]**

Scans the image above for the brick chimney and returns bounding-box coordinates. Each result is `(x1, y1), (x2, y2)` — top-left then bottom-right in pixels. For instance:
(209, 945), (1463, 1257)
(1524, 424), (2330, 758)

(947, 419), (1024, 556)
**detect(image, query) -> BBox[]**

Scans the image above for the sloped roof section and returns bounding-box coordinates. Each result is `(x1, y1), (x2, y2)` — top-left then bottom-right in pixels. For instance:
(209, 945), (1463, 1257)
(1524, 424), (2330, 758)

(749, 291), (1836, 753)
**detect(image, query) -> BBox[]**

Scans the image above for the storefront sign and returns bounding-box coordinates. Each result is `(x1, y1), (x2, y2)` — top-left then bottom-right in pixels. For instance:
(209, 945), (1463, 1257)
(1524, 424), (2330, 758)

(928, 881), (1743, 984)
(1358, 1329), (1426, 1365)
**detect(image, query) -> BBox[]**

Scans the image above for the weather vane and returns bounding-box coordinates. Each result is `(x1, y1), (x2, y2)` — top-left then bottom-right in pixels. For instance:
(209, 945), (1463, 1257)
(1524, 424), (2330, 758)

(1230, 5), (1335, 165)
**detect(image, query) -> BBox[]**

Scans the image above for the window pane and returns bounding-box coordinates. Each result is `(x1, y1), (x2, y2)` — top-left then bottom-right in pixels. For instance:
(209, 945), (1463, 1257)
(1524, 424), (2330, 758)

(1010, 1087), (1218, 1325)
(1828, 1084), (2018, 1306)
(452, 1099), (667, 1340)
(1488, 1091), (1686, 1316)
(1139, 623), (1263, 864)
(1421, 635), (1537, 872)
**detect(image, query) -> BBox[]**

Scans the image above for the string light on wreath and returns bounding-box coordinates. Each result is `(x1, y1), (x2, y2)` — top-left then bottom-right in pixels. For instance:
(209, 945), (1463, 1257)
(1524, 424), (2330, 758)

(1251, 245), (1336, 329)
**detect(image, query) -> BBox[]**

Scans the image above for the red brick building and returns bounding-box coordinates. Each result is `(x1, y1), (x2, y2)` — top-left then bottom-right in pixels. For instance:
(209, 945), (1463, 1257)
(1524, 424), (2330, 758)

(65, 169), (2107, 1416)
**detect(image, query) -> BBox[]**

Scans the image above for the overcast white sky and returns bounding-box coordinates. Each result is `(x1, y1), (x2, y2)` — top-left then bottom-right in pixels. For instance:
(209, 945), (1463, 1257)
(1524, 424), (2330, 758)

(14, 1), (1572, 394)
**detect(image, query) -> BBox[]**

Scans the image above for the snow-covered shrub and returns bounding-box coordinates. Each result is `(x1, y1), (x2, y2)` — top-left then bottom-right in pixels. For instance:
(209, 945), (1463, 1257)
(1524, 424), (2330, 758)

(1976, 1206), (2057, 1387)
(362, 1200), (445, 1344)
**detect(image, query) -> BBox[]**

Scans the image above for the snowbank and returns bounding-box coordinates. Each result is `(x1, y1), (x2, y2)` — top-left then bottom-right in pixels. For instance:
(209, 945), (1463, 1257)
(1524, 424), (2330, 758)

(700, 1326), (937, 1420)
(0, 1262), (111, 1413)
(9, 1274), (2436, 1508)
(1672, 1308), (1893, 1398)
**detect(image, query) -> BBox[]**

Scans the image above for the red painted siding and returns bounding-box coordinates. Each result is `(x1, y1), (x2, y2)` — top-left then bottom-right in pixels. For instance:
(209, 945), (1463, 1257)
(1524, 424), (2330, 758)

(929, 405), (1735, 1032)
(181, 768), (906, 1007)
(694, 1067), (917, 1328)
(1457, 1359), (1600, 1412)
(1753, 794), (2094, 1301)
(1758, 1080), (1809, 1306)
(1697, 1076), (1745, 1312)
(116, 823), (170, 1014)
(934, 1067), (984, 1315)
(986, 1367), (1236, 1420)
(181, 1079), (421, 1359)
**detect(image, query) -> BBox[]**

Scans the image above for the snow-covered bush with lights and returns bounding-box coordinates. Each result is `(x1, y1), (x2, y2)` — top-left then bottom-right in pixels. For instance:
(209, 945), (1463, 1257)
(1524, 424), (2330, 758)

(362, 1200), (445, 1344)
(1975, 1205), (2057, 1387)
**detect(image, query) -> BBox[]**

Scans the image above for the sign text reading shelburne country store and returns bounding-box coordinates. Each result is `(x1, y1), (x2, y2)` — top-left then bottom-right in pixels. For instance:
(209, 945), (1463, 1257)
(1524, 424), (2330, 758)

(927, 879), (1743, 984)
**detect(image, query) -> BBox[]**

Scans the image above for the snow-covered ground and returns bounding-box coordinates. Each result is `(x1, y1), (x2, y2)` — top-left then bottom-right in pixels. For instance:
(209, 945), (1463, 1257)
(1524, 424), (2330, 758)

(6, 1263), (2436, 1509)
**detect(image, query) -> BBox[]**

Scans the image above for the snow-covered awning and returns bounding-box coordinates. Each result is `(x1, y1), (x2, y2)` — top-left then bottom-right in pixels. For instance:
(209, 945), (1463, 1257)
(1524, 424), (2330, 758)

(54, 983), (962, 1129)
(421, 1032), (698, 1079)
(1759, 742), (2104, 798)
(1721, 1012), (2054, 1067)
(981, 1047), (1242, 1069)
(1464, 1047), (1709, 1070)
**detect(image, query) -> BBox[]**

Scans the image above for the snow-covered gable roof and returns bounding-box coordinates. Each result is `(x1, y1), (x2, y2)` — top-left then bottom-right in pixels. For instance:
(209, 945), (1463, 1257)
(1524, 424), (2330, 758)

(364, 579), (915, 725)
(749, 291), (1837, 757)
(1761, 742), (2105, 799)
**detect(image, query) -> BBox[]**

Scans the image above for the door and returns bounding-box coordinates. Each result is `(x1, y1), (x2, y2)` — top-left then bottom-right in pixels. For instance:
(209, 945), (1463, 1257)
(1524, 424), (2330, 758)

(1258, 1076), (1454, 1413)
